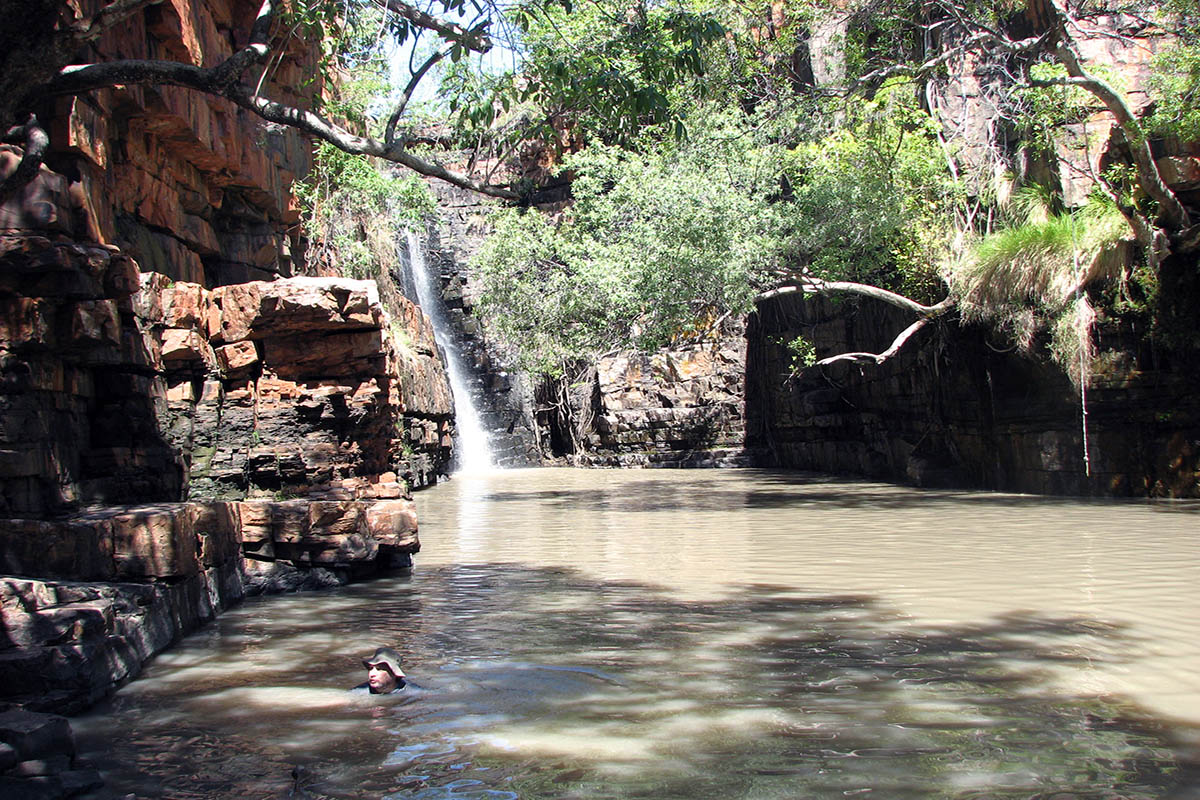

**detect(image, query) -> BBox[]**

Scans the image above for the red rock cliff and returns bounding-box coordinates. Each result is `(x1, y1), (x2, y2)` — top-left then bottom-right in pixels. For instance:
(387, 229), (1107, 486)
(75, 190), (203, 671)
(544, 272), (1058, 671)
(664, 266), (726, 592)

(7, 0), (317, 287)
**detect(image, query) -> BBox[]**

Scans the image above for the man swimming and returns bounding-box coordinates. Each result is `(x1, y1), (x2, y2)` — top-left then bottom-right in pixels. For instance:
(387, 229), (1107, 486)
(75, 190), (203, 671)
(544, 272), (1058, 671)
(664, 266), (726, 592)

(355, 647), (408, 694)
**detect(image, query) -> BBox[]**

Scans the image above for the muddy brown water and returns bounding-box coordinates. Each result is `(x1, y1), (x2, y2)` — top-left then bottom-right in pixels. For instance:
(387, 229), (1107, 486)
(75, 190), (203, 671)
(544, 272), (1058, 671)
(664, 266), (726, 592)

(75, 468), (1200, 799)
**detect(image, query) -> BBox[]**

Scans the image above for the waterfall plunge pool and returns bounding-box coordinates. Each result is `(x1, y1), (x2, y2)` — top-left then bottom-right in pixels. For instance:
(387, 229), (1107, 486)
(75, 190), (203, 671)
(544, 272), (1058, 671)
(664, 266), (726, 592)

(74, 468), (1200, 798)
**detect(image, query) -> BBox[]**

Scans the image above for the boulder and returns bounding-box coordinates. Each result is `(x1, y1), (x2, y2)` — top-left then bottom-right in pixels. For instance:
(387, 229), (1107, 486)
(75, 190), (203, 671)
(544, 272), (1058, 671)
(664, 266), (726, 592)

(0, 711), (73, 762)
(211, 278), (383, 344)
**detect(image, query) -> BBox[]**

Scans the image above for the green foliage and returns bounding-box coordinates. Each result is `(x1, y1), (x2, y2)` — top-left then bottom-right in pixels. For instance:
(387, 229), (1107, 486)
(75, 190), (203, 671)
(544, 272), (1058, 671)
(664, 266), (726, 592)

(429, 0), (725, 158)
(785, 335), (817, 375)
(474, 108), (785, 374)
(1147, 40), (1200, 142)
(505, 0), (725, 145)
(474, 85), (967, 373)
(951, 197), (1132, 382)
(782, 83), (962, 301)
(295, 141), (434, 279)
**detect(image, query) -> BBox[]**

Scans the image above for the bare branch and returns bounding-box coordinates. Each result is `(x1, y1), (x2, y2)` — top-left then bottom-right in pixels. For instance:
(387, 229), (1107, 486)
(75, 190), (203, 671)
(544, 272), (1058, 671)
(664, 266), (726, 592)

(230, 88), (518, 199)
(815, 318), (934, 366)
(248, 0), (276, 46)
(757, 278), (954, 318)
(385, 47), (448, 146)
(44, 4), (518, 202)
(67, 0), (165, 43)
(52, 59), (237, 95)
(375, 0), (493, 53)
(757, 277), (952, 367)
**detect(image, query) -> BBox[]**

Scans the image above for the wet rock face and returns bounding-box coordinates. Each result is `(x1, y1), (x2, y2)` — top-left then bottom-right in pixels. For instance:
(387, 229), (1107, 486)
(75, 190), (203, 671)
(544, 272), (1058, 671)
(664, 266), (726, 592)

(0, 708), (103, 799)
(579, 335), (754, 468)
(423, 182), (542, 467)
(139, 274), (454, 500)
(0, 496), (419, 711)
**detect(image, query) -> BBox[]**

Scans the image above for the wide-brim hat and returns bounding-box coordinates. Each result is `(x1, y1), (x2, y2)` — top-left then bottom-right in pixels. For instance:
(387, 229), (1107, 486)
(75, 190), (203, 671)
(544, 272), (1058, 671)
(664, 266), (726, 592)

(362, 646), (406, 677)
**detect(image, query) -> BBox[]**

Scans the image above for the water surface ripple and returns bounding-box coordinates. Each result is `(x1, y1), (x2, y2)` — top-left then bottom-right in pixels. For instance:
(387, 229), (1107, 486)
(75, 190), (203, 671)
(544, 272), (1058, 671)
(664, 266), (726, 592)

(75, 469), (1200, 799)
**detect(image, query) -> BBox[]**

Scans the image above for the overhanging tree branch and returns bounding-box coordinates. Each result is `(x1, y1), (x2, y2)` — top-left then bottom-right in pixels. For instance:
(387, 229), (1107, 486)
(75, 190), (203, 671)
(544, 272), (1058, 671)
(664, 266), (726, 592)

(757, 277), (955, 318)
(756, 276), (955, 367)
(232, 86), (518, 198)
(385, 47), (449, 146)
(815, 317), (934, 366)
(376, 0), (493, 53)
(42, 0), (519, 201)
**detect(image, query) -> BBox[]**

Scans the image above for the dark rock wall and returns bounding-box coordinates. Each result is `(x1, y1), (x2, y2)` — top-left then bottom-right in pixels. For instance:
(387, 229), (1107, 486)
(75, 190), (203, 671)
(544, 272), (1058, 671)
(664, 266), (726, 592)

(0, 235), (177, 515)
(747, 292), (1200, 497)
(422, 181), (542, 467)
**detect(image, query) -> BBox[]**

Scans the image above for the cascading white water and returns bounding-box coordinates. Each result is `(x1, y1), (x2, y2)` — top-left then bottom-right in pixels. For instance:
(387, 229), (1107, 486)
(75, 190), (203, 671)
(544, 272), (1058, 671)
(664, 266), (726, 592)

(406, 229), (494, 473)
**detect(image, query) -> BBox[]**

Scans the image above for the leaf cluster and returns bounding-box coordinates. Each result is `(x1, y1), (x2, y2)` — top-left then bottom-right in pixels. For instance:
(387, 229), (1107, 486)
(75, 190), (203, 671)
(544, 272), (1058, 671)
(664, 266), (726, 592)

(473, 108), (785, 374)
(474, 84), (967, 373)
(781, 84), (963, 301)
(295, 141), (434, 279)
(439, 0), (725, 152)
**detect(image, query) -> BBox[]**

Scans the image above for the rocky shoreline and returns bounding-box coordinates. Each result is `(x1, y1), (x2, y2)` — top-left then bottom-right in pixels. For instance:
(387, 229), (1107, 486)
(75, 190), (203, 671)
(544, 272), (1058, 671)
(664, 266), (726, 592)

(0, 237), (437, 798)
(0, 495), (420, 798)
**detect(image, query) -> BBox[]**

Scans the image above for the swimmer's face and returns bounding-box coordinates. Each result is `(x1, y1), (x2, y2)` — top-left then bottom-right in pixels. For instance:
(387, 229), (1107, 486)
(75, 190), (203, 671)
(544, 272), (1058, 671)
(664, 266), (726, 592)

(366, 663), (399, 693)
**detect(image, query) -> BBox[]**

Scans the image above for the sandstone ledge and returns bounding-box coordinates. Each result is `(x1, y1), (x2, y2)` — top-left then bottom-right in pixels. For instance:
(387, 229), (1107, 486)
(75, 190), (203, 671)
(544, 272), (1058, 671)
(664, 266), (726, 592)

(0, 496), (419, 714)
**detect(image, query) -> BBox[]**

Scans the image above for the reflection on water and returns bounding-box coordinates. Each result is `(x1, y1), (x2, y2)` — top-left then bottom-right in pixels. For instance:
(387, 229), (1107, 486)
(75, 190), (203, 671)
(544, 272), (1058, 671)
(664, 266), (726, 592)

(74, 469), (1200, 799)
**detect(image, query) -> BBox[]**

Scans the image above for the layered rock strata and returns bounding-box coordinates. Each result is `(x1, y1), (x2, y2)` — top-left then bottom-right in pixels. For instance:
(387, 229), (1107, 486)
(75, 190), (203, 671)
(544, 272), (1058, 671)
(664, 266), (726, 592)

(11, 0), (318, 287)
(0, 233), (442, 714)
(141, 273), (454, 498)
(0, 234), (452, 515)
(0, 496), (418, 712)
(581, 337), (753, 468)
(747, 293), (1200, 497)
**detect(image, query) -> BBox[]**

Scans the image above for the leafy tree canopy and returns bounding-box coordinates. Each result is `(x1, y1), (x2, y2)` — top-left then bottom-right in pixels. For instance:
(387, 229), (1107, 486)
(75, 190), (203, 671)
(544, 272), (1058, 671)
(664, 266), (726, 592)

(471, 0), (1199, 376)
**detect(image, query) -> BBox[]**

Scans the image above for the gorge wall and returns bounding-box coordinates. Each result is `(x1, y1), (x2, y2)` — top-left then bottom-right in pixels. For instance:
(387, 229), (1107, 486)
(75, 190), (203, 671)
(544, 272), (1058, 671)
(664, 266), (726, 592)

(0, 0), (459, 735)
(577, 335), (753, 468)
(746, 293), (1200, 497)
(12, 0), (315, 287)
(0, 232), (441, 714)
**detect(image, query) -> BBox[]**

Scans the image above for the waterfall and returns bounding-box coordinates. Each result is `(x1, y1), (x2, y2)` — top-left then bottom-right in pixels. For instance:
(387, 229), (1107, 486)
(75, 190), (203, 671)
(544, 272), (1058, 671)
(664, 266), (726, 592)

(406, 229), (494, 473)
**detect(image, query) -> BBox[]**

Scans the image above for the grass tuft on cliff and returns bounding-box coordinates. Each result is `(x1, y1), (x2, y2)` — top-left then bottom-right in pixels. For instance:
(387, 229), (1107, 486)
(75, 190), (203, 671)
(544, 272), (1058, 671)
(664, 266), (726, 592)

(952, 198), (1131, 312)
(948, 196), (1132, 385)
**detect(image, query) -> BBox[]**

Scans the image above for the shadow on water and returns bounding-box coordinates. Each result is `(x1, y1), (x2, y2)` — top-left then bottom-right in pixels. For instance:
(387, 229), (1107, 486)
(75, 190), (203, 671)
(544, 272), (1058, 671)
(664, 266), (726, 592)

(474, 471), (1200, 514)
(73, 563), (1200, 800)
